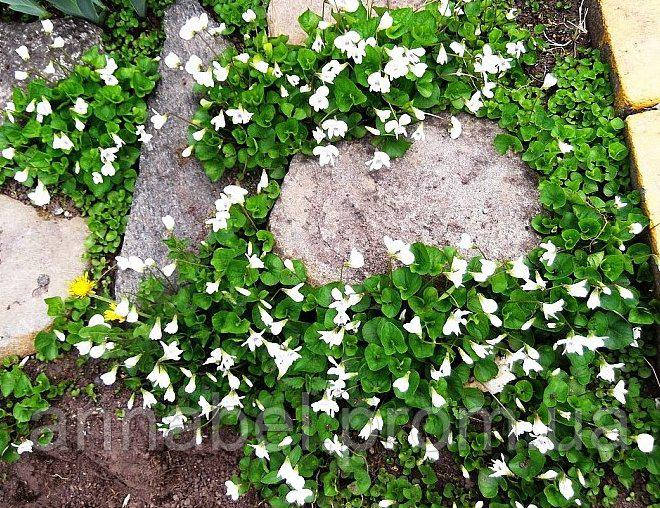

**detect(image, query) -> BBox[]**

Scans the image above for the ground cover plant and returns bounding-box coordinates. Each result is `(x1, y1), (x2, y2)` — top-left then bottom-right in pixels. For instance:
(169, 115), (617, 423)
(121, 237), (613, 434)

(0, 0), (659, 507)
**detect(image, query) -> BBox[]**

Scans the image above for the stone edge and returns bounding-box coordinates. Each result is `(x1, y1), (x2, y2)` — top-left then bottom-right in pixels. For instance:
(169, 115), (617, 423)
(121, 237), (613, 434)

(625, 110), (660, 295)
(586, 0), (660, 113)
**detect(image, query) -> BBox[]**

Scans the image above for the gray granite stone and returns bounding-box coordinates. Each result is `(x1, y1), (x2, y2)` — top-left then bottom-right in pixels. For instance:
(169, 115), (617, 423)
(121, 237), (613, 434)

(267, 0), (426, 45)
(0, 196), (88, 358)
(0, 18), (102, 104)
(269, 114), (542, 285)
(114, 0), (230, 298)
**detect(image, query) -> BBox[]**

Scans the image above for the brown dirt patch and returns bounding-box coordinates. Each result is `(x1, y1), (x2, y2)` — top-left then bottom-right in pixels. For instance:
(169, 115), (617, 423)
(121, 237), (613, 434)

(515, 0), (591, 80)
(1, 180), (80, 220)
(0, 354), (260, 507)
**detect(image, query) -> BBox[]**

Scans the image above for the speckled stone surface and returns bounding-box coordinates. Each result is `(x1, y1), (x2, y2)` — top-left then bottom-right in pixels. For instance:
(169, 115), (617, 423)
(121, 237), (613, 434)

(269, 114), (542, 285)
(267, 0), (426, 45)
(0, 18), (102, 104)
(114, 0), (230, 298)
(0, 196), (88, 358)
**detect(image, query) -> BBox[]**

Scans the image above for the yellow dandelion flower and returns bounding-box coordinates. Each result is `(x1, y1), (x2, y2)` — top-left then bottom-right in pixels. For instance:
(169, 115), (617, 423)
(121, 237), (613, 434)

(68, 272), (95, 298)
(103, 303), (125, 323)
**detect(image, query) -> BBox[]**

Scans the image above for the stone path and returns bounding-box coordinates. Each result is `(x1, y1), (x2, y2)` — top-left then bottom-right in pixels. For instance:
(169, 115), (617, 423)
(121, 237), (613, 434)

(270, 114), (541, 285)
(588, 0), (660, 292)
(0, 196), (88, 357)
(114, 0), (230, 298)
(267, 0), (425, 45)
(0, 18), (101, 104)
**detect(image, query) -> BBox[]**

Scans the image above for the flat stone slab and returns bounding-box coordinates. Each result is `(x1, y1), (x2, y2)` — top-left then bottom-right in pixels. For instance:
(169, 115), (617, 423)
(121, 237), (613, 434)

(267, 0), (426, 45)
(626, 109), (660, 294)
(269, 114), (542, 285)
(0, 18), (102, 105)
(587, 0), (660, 112)
(0, 196), (88, 358)
(114, 0), (230, 298)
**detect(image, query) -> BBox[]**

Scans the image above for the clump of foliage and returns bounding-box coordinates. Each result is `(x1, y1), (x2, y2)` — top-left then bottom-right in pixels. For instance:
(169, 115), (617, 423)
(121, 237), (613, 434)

(102, 0), (176, 60)
(200, 0), (268, 37)
(0, 0), (145, 23)
(0, 355), (65, 462)
(0, 47), (159, 277)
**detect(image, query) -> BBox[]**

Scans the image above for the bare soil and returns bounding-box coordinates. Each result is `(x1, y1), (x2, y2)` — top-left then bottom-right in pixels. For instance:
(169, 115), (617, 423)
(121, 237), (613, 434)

(0, 354), (261, 508)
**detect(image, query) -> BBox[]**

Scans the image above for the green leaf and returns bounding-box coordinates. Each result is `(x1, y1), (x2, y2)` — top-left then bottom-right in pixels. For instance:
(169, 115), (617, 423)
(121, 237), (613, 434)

(45, 0), (103, 23)
(589, 311), (633, 349)
(478, 469), (499, 498)
(462, 387), (485, 412)
(493, 133), (523, 155)
(364, 343), (388, 371)
(474, 359), (498, 382)
(333, 75), (367, 112)
(0, 0), (47, 16)
(378, 321), (407, 354)
(298, 9), (321, 34)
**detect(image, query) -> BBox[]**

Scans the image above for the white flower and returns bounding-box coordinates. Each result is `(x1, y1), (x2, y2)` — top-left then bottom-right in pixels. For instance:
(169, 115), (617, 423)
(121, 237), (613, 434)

(160, 214), (175, 231)
(2, 147), (15, 159)
(124, 354), (141, 369)
(286, 488), (313, 506)
(160, 340), (183, 361)
(41, 19), (54, 33)
(311, 391), (340, 417)
(430, 386), (446, 407)
(15, 440), (33, 454)
(611, 379), (627, 404)
(565, 280), (588, 298)
(319, 328), (344, 348)
(14, 168), (28, 182)
(150, 109), (168, 129)
(346, 248), (364, 269)
(366, 150), (390, 171)
(393, 372), (410, 393)
(282, 282), (305, 303)
(510, 420), (533, 438)
(438, 0), (451, 15)
(313, 144), (339, 167)
(443, 309), (470, 336)
(436, 44), (448, 64)
(384, 114), (411, 138)
(539, 240), (557, 266)
(51, 36), (64, 48)
(541, 73), (557, 89)
(53, 132), (74, 151)
(542, 299), (564, 320)
(220, 390), (244, 411)
(422, 439), (439, 462)
(383, 236), (415, 265)
(179, 13), (209, 40)
(225, 480), (240, 501)
(471, 258), (496, 283)
(226, 106), (253, 124)
(558, 475), (574, 500)
(241, 8), (256, 22)
(449, 41), (465, 57)
(332, 0), (359, 12)
(14, 70), (28, 81)
(367, 71), (391, 93)
(322, 118), (348, 139)
(28, 180), (50, 206)
(449, 115), (462, 139)
(408, 426), (420, 447)
(465, 91), (483, 113)
(100, 365), (118, 385)
(411, 123), (425, 141)
(334, 31), (367, 64)
(506, 41), (526, 58)
(629, 222), (643, 235)
(530, 435), (554, 454)
(324, 434), (349, 457)
(598, 360), (623, 382)
(164, 52), (182, 69)
(634, 433), (654, 453)
(309, 86), (330, 111)
(319, 60), (347, 84)
(403, 316), (423, 337)
(15, 45), (29, 61)
(614, 195), (627, 208)
(378, 12), (393, 31)
(558, 141), (573, 154)
(537, 470), (559, 480)
(489, 454), (514, 477)
(249, 442), (270, 461)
